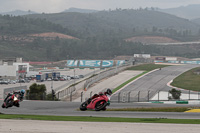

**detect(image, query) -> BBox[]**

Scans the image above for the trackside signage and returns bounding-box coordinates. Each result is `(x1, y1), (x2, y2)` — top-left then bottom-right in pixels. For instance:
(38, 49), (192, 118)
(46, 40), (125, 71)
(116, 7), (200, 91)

(117, 60), (125, 66)
(180, 61), (200, 64)
(66, 60), (78, 67)
(102, 60), (113, 67)
(66, 60), (127, 67)
(79, 60), (101, 67)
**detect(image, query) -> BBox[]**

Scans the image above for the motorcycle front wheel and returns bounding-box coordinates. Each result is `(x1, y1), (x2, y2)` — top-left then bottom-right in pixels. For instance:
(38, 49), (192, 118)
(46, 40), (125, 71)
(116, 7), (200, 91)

(95, 100), (107, 111)
(80, 101), (88, 111)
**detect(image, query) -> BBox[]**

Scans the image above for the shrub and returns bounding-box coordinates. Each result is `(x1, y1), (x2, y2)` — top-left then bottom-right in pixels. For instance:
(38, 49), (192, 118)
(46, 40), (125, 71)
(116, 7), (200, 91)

(169, 88), (181, 100)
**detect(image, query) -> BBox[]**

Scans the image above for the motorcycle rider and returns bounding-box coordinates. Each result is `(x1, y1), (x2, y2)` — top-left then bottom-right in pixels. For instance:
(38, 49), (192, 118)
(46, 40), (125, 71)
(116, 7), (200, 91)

(4, 89), (25, 107)
(90, 89), (112, 100)
(80, 89), (112, 111)
(104, 88), (112, 96)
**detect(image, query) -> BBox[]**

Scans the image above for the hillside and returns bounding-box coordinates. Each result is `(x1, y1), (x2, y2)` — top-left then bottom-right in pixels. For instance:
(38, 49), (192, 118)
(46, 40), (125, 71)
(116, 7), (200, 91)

(192, 18), (200, 26)
(62, 7), (98, 13)
(0, 10), (38, 16)
(0, 15), (76, 36)
(158, 4), (200, 20)
(1, 10), (200, 61)
(25, 9), (200, 39)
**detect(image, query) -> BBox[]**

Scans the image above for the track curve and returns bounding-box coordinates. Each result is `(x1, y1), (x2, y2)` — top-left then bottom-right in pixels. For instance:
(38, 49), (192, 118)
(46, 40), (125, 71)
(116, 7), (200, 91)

(111, 64), (200, 102)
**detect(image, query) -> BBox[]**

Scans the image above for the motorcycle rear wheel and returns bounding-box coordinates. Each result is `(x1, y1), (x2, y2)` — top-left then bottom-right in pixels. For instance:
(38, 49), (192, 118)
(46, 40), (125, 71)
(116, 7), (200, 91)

(5, 99), (13, 108)
(2, 103), (5, 108)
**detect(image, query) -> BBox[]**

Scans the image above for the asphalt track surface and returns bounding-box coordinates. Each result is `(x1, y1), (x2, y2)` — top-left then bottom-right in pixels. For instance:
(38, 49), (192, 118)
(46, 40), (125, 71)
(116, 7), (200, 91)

(111, 64), (200, 102)
(1, 100), (200, 119)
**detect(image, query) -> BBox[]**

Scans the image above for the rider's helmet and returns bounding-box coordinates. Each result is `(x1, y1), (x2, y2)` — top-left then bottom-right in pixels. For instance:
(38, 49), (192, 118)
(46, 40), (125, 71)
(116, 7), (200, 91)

(106, 89), (112, 95)
(20, 89), (25, 95)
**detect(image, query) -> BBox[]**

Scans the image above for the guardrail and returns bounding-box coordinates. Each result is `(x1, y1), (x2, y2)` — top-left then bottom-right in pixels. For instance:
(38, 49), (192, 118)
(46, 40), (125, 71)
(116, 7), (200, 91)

(3, 86), (27, 99)
(84, 63), (132, 91)
(110, 90), (200, 103)
(53, 69), (104, 100)
(55, 86), (76, 100)
(54, 58), (134, 100)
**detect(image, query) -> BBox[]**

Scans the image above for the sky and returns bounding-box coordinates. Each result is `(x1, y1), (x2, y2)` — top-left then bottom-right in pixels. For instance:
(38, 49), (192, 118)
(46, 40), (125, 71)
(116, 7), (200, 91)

(1, 0), (200, 13)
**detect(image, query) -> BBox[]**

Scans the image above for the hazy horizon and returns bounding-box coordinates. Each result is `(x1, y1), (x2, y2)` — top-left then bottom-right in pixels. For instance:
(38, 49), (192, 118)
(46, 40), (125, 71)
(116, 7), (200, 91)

(1, 0), (200, 13)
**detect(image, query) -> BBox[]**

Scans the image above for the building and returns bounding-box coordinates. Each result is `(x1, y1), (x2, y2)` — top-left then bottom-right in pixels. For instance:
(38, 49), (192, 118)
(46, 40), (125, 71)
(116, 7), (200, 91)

(0, 57), (30, 80)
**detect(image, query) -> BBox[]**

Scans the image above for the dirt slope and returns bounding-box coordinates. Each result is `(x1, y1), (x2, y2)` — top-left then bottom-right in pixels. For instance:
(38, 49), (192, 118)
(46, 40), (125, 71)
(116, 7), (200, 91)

(29, 32), (78, 40)
(125, 36), (179, 44)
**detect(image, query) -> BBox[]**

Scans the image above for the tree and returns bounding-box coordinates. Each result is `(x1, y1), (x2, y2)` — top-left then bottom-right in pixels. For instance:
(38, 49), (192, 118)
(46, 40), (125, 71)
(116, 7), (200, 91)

(152, 26), (157, 33)
(28, 83), (46, 100)
(168, 88), (181, 100)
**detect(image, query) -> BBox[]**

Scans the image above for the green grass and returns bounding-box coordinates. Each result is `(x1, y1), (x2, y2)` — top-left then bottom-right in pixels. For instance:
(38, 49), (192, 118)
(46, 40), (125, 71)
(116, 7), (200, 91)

(1, 114), (200, 124)
(107, 107), (190, 112)
(171, 67), (200, 91)
(126, 63), (171, 71)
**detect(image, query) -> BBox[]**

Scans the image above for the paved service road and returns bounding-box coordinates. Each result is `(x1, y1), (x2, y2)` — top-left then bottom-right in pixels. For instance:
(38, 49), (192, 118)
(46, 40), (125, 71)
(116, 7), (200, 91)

(111, 64), (200, 102)
(1, 119), (200, 133)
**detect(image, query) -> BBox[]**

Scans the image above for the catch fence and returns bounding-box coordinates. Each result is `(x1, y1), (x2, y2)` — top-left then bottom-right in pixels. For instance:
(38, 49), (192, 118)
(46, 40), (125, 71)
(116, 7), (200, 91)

(78, 90), (200, 103)
(3, 86), (27, 99)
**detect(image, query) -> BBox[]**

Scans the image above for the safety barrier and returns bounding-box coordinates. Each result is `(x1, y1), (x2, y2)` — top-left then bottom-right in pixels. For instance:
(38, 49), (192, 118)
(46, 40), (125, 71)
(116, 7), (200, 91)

(55, 86), (76, 100)
(54, 58), (134, 100)
(3, 86), (27, 99)
(109, 90), (200, 103)
(84, 62), (132, 91)
(53, 69), (104, 100)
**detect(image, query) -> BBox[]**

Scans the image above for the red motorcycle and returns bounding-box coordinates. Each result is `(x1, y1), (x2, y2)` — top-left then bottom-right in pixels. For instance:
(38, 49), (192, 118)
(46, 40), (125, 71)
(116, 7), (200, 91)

(2, 94), (20, 108)
(80, 93), (111, 111)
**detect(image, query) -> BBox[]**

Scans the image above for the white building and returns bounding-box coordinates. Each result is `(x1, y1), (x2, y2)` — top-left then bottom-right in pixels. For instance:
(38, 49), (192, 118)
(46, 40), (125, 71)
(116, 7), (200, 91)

(134, 54), (151, 58)
(0, 58), (30, 80)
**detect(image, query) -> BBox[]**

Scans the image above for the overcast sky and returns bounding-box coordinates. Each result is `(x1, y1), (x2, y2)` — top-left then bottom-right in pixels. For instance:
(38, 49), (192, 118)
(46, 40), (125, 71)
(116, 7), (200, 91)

(1, 0), (200, 13)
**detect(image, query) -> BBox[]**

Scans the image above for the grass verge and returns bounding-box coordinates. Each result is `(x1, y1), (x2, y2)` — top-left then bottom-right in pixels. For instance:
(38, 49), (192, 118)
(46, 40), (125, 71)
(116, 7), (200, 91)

(126, 63), (171, 71)
(171, 67), (200, 91)
(1, 114), (200, 124)
(107, 107), (190, 112)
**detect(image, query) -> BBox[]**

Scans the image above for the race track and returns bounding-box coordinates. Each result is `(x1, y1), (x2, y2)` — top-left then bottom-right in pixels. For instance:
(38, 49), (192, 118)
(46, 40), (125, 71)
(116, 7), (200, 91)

(1, 64), (200, 119)
(111, 64), (200, 102)
(1, 100), (200, 119)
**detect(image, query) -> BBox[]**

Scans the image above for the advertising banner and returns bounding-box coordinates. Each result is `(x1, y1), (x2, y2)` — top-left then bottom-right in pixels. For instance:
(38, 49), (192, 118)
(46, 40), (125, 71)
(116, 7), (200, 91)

(102, 60), (113, 67)
(168, 60), (179, 63)
(117, 60), (125, 66)
(154, 60), (164, 63)
(155, 57), (166, 60)
(79, 60), (101, 67)
(180, 61), (200, 64)
(66, 60), (78, 67)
